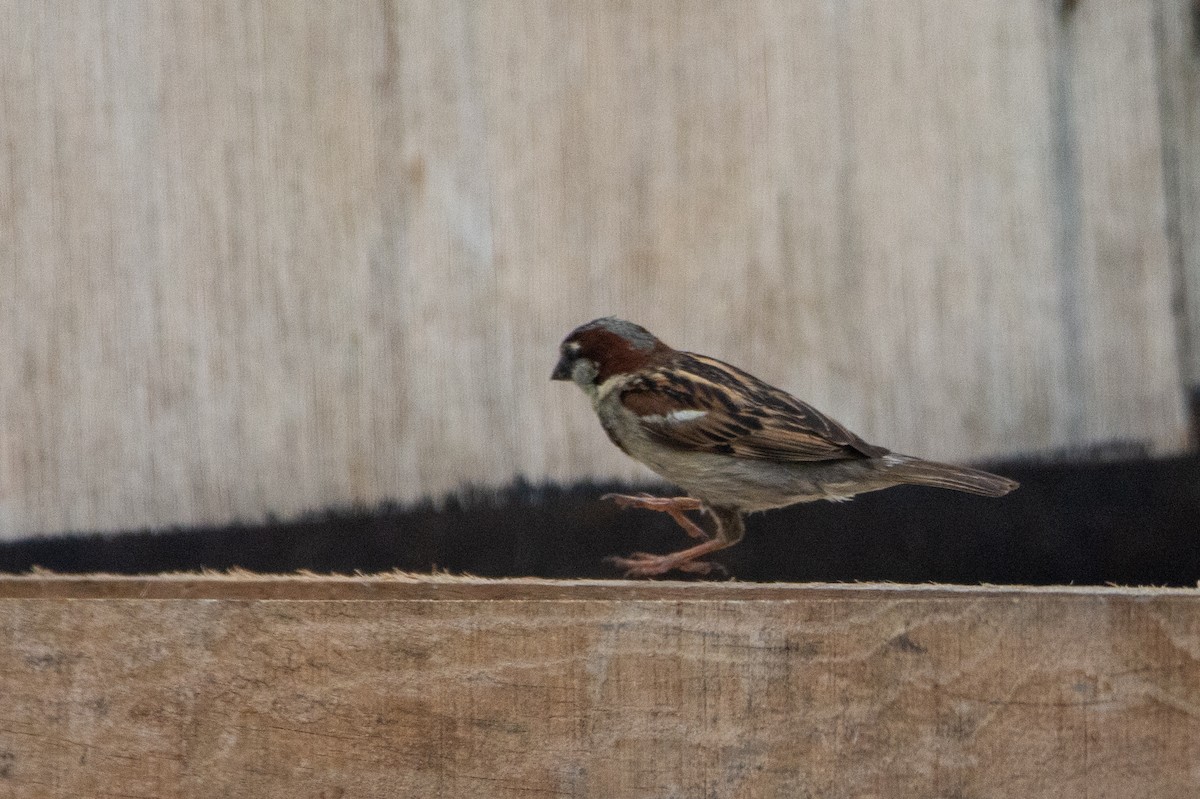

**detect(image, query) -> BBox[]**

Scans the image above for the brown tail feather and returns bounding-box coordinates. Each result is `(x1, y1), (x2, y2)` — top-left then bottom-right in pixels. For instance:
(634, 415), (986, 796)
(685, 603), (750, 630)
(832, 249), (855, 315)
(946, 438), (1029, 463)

(884, 455), (1018, 497)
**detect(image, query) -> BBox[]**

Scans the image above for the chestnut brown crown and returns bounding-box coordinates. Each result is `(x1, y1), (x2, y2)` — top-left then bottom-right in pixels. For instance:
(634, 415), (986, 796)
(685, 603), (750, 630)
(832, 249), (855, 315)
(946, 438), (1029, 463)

(551, 317), (672, 385)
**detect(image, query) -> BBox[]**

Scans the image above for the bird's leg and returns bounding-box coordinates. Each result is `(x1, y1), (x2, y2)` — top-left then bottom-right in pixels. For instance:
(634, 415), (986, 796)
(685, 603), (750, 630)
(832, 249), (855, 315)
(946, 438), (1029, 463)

(600, 493), (708, 539)
(606, 507), (746, 578)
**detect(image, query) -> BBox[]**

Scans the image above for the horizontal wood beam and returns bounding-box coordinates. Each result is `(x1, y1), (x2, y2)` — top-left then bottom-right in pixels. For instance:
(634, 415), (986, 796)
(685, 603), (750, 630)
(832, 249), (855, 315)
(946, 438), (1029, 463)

(1, 576), (1198, 797)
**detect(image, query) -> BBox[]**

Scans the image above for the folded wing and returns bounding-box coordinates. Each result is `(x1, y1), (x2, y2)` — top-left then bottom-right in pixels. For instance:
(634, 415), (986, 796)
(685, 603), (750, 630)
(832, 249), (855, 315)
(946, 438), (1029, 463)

(619, 353), (885, 462)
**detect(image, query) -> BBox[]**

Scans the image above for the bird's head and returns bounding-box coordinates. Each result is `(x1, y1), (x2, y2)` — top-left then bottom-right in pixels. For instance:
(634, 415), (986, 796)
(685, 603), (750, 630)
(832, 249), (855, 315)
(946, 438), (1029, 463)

(551, 317), (671, 393)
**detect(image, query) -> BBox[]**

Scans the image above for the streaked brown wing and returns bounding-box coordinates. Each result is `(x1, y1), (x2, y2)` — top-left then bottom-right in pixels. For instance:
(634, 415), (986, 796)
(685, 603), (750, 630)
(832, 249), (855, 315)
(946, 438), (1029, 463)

(619, 353), (885, 462)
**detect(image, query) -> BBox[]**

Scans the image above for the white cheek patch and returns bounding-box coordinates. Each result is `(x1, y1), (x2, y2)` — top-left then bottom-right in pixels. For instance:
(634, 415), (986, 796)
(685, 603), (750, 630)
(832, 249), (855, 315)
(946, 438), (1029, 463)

(572, 359), (599, 389)
(642, 409), (708, 425)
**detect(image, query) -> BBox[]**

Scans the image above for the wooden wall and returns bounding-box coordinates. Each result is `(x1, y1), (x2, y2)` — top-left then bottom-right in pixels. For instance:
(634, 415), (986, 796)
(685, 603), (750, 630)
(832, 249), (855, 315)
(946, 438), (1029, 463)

(1, 0), (1196, 536)
(1, 576), (1199, 797)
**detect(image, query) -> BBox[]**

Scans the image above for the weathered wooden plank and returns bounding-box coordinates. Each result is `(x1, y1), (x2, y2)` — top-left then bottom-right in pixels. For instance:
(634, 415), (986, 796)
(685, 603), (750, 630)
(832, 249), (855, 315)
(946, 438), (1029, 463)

(1155, 0), (1200, 399)
(2, 573), (1196, 601)
(1055, 0), (1186, 446)
(0, 1), (1188, 537)
(0, 578), (1198, 797)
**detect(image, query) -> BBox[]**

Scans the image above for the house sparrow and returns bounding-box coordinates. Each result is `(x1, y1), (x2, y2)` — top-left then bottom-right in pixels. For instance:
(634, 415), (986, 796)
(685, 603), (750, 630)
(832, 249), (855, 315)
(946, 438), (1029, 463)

(552, 317), (1018, 577)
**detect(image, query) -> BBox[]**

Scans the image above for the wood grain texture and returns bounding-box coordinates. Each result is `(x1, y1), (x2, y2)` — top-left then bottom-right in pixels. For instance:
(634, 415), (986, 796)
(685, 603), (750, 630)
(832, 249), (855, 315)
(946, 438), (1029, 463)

(0, 1), (1189, 536)
(1156, 0), (1200, 388)
(0, 578), (1198, 797)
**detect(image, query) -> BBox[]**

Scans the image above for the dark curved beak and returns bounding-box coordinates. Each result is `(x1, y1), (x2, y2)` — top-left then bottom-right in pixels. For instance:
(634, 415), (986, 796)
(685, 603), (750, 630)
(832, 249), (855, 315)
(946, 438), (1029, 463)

(551, 354), (573, 381)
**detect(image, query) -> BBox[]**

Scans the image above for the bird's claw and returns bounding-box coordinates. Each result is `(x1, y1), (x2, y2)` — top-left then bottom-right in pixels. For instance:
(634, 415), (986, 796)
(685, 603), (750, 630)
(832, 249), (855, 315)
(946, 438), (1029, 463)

(604, 553), (726, 578)
(600, 493), (709, 539)
(601, 493), (701, 509)
(599, 492), (652, 509)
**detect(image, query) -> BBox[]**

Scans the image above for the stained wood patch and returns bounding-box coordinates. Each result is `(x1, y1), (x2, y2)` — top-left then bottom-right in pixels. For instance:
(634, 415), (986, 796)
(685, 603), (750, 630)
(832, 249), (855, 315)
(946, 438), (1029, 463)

(0, 577), (1198, 797)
